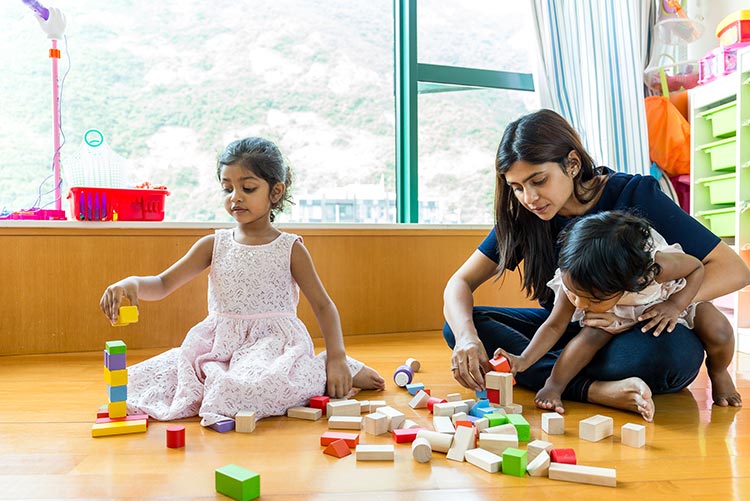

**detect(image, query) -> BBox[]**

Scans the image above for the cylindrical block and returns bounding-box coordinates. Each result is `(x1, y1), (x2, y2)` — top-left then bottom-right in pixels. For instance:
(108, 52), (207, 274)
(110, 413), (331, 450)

(166, 425), (185, 448)
(426, 396), (447, 413)
(393, 364), (413, 387)
(411, 437), (432, 463)
(416, 429), (453, 453)
(405, 357), (421, 372)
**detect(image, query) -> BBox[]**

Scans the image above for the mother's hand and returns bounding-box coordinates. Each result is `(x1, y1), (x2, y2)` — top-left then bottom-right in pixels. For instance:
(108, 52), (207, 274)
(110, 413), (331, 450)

(451, 337), (491, 391)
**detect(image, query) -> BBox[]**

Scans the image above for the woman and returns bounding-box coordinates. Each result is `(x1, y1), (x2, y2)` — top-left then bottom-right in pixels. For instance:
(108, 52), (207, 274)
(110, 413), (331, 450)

(442, 109), (750, 418)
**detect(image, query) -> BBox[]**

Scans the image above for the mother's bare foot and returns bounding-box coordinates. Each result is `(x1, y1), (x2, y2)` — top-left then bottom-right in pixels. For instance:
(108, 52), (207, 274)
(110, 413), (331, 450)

(587, 377), (655, 422)
(534, 384), (565, 414)
(352, 365), (386, 391)
(709, 370), (743, 407)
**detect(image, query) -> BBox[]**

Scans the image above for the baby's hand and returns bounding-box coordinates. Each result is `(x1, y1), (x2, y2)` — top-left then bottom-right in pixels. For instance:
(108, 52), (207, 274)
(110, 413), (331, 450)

(582, 311), (634, 334)
(492, 348), (526, 376)
(325, 355), (353, 398)
(639, 301), (681, 336)
(99, 282), (138, 324)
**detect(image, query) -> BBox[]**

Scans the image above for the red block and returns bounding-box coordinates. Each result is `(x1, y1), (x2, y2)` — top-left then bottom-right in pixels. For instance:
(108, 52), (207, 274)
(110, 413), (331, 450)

(455, 420), (474, 429)
(320, 431), (359, 447)
(95, 413), (150, 427)
(166, 425), (185, 448)
(309, 395), (330, 415)
(486, 388), (500, 404)
(323, 439), (351, 458)
(96, 409), (109, 419)
(424, 389), (431, 396)
(392, 428), (421, 443)
(550, 448), (577, 465)
(427, 397), (447, 413)
(490, 355), (511, 373)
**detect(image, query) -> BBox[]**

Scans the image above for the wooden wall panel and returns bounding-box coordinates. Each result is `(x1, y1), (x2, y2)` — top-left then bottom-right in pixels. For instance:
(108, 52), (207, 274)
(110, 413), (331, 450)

(0, 226), (534, 355)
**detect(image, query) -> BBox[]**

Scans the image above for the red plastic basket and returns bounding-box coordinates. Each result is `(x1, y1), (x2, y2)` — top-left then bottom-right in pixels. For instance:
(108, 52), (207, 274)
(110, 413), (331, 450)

(68, 187), (170, 221)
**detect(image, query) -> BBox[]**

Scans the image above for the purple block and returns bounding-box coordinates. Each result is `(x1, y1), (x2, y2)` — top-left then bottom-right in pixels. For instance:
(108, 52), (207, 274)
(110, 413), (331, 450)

(393, 364), (414, 387)
(104, 350), (127, 370)
(209, 419), (235, 433)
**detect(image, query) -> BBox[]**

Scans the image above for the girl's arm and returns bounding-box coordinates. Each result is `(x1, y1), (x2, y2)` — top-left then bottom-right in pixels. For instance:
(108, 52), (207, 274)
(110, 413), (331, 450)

(443, 250), (501, 391)
(100, 234), (214, 323)
(290, 240), (351, 398)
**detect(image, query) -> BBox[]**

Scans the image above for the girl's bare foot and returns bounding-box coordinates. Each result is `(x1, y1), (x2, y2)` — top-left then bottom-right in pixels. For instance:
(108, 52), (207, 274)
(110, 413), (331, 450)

(587, 377), (655, 422)
(534, 381), (566, 414)
(709, 370), (743, 407)
(352, 365), (386, 391)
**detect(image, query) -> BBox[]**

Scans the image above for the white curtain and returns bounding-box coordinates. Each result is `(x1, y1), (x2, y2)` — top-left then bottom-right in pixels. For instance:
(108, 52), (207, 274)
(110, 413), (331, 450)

(531, 0), (652, 175)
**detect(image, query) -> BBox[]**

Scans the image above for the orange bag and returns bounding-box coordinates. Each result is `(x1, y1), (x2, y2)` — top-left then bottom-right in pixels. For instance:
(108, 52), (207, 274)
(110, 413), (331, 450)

(644, 95), (691, 177)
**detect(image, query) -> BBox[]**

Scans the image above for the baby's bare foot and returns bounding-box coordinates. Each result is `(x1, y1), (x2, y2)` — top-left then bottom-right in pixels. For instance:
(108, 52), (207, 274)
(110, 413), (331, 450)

(352, 365), (386, 391)
(588, 377), (655, 422)
(709, 370), (742, 407)
(534, 383), (565, 414)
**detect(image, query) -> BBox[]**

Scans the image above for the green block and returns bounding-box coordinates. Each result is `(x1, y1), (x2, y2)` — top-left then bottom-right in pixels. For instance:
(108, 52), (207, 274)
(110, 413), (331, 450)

(506, 414), (530, 441)
(104, 340), (127, 354)
(502, 448), (527, 477)
(215, 464), (260, 501)
(486, 412), (508, 427)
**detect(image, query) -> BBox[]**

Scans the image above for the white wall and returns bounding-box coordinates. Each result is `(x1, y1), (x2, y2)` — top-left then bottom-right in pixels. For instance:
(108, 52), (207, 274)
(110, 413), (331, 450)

(687, 0), (750, 60)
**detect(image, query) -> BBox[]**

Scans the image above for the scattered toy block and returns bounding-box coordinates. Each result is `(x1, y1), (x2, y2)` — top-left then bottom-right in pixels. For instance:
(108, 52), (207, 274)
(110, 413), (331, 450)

(358, 400), (370, 413)
(433, 415), (456, 434)
(478, 433), (517, 455)
(412, 437), (433, 463)
(91, 419), (147, 437)
(323, 439), (352, 458)
(309, 396), (330, 415)
(166, 425), (185, 448)
(320, 431), (359, 448)
(499, 403), (523, 414)
(541, 412), (564, 435)
(485, 423), (517, 436)
(548, 462), (616, 487)
(326, 399), (361, 417)
(287, 406), (322, 421)
(446, 393), (462, 402)
(364, 412), (388, 435)
(490, 355), (511, 373)
(402, 419), (420, 429)
(328, 416), (363, 430)
(236, 410), (256, 433)
(446, 425), (475, 462)
(527, 439), (554, 463)
(393, 364), (414, 387)
(433, 401), (468, 417)
(465, 447), (502, 473)
(506, 414), (530, 441)
(474, 417), (490, 432)
(502, 447), (527, 477)
(209, 419), (235, 433)
(393, 427), (421, 443)
(427, 397), (448, 413)
(579, 415), (614, 442)
(475, 389), (488, 399)
(621, 422), (646, 448)
(486, 413), (508, 427)
(549, 448), (576, 464)
(377, 406), (405, 431)
(416, 429), (453, 453)
(405, 357), (421, 372)
(215, 464), (260, 501)
(405, 382), (425, 396)
(368, 400), (387, 412)
(527, 449), (551, 477)
(356, 444), (395, 461)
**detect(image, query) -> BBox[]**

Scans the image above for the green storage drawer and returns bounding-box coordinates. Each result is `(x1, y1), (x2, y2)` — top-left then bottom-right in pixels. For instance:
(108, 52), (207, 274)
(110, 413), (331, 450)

(695, 173), (736, 205)
(697, 137), (737, 171)
(697, 207), (736, 237)
(698, 101), (737, 138)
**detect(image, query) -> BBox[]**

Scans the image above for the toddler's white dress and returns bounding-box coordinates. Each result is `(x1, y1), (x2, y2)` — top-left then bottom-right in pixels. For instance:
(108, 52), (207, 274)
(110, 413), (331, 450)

(126, 229), (364, 425)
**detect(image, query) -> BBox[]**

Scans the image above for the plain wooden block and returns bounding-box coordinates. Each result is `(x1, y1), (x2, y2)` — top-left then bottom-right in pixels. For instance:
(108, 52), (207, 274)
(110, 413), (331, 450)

(416, 430), (453, 453)
(464, 447), (503, 473)
(433, 401), (468, 417)
(235, 410), (256, 433)
(363, 412), (388, 435)
(474, 417), (490, 433)
(621, 423), (646, 448)
(499, 403), (523, 414)
(328, 416), (363, 430)
(368, 400), (387, 412)
(91, 419), (147, 437)
(527, 439), (554, 463)
(323, 439), (351, 458)
(579, 414), (614, 442)
(402, 419), (420, 429)
(485, 423), (516, 436)
(326, 399), (361, 417)
(527, 449), (551, 477)
(377, 406), (405, 431)
(446, 393), (462, 402)
(548, 462), (616, 487)
(446, 424), (475, 462)
(432, 415), (455, 434)
(541, 412), (564, 434)
(287, 406), (322, 421)
(451, 412), (468, 425)
(411, 437), (432, 463)
(405, 357), (421, 372)
(356, 444), (395, 461)
(478, 433), (518, 456)
(320, 431), (359, 447)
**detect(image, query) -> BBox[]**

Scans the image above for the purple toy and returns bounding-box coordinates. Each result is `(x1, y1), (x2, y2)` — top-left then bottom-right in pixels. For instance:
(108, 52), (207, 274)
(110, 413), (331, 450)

(393, 364), (414, 387)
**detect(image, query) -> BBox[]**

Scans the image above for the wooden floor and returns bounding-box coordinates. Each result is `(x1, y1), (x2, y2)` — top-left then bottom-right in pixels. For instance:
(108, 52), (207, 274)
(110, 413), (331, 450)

(0, 331), (748, 500)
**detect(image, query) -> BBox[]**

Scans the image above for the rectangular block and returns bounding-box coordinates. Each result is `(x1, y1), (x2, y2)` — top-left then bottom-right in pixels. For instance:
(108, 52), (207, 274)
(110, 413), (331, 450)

(104, 340), (127, 354)
(103, 367), (128, 387)
(502, 447), (527, 477)
(541, 412), (564, 435)
(309, 396), (330, 415)
(355, 444), (394, 461)
(406, 382), (425, 395)
(548, 462), (616, 487)
(527, 439), (554, 463)
(377, 406), (405, 431)
(320, 431), (359, 448)
(287, 406), (322, 421)
(506, 414), (530, 442)
(107, 385), (127, 402)
(328, 416), (363, 430)
(465, 447), (502, 473)
(236, 410), (256, 433)
(104, 351), (126, 370)
(363, 412), (388, 435)
(579, 415), (614, 442)
(108, 401), (127, 419)
(527, 449), (551, 477)
(392, 427), (420, 443)
(95, 413), (149, 425)
(209, 419), (235, 433)
(432, 415), (455, 434)
(446, 424), (475, 462)
(91, 419), (147, 437)
(478, 433), (517, 456)
(326, 399), (361, 417)
(621, 423), (646, 448)
(215, 464), (260, 501)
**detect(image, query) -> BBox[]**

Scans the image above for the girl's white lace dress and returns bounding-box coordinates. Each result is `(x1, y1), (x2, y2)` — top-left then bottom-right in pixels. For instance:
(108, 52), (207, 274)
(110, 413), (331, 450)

(126, 229), (364, 425)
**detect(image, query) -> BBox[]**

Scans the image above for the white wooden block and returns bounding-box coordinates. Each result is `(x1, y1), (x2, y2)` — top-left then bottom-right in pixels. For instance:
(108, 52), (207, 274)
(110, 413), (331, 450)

(377, 406), (405, 431)
(548, 462), (616, 487)
(464, 448), (503, 473)
(405, 357), (421, 372)
(527, 439), (554, 463)
(363, 412), (388, 435)
(416, 429), (453, 453)
(358, 400), (370, 413)
(485, 423), (517, 436)
(412, 437), (432, 463)
(461, 398), (477, 408)
(446, 424), (475, 462)
(541, 412), (564, 434)
(327, 399), (362, 417)
(527, 449), (551, 477)
(478, 433), (518, 455)
(356, 444), (395, 461)
(474, 417), (490, 433)
(235, 410), (256, 433)
(402, 419), (420, 429)
(328, 416), (363, 430)
(579, 415), (614, 442)
(485, 371), (504, 390)
(433, 401), (468, 416)
(446, 393), (462, 402)
(433, 415), (456, 434)
(369, 400), (387, 412)
(409, 390), (430, 409)
(499, 403), (523, 414)
(287, 406), (322, 421)
(451, 412), (468, 425)
(621, 423), (646, 448)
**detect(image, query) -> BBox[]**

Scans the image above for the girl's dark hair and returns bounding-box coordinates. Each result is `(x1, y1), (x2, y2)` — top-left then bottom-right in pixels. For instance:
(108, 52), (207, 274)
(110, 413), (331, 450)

(217, 137), (293, 221)
(558, 211), (661, 299)
(494, 109), (606, 304)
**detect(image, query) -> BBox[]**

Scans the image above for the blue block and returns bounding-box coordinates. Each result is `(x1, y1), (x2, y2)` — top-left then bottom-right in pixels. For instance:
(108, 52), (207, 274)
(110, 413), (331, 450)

(469, 406), (496, 418)
(210, 419), (235, 433)
(405, 382), (425, 395)
(104, 351), (127, 370)
(475, 389), (488, 399)
(107, 384), (127, 402)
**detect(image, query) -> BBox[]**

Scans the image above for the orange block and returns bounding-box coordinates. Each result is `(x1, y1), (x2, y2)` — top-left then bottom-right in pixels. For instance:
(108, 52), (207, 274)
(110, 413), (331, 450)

(320, 431), (359, 447)
(323, 439), (351, 458)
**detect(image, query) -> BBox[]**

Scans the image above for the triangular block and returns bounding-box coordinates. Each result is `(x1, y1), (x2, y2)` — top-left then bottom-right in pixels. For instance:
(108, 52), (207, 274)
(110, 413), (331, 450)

(323, 439), (351, 458)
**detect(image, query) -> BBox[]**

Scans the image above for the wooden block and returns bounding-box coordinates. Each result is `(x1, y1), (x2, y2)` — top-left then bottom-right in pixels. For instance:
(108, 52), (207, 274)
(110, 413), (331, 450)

(432, 415), (455, 434)
(323, 439), (351, 458)
(527, 439), (554, 463)
(356, 444), (395, 461)
(527, 449), (551, 477)
(107, 385), (127, 403)
(215, 464), (260, 501)
(549, 448), (576, 464)
(541, 412), (565, 435)
(108, 401), (127, 419)
(91, 419), (147, 437)
(446, 393), (462, 402)
(95, 413), (149, 425)
(96, 405), (109, 419)
(320, 431), (359, 447)
(166, 425), (185, 448)
(393, 364), (414, 387)
(446, 424), (475, 462)
(486, 412), (508, 427)
(104, 340), (127, 354)
(309, 396), (330, 415)
(474, 417), (490, 433)
(486, 388), (500, 405)
(579, 415), (614, 442)
(464, 447), (502, 473)
(416, 429), (453, 453)
(412, 437), (432, 463)
(478, 433), (517, 455)
(405, 357), (421, 372)
(621, 423), (646, 448)
(209, 419), (235, 433)
(485, 423), (517, 436)
(451, 412), (468, 425)
(506, 414), (530, 442)
(433, 401), (468, 417)
(485, 371), (504, 390)
(427, 397), (447, 413)
(368, 400), (387, 412)
(501, 447), (527, 477)
(363, 412), (388, 435)
(489, 355), (511, 373)
(328, 416), (363, 430)
(500, 403), (523, 414)
(377, 406), (405, 431)
(235, 410), (256, 433)
(103, 367), (128, 388)
(326, 399), (361, 417)
(111, 306), (139, 326)
(287, 406), (322, 421)
(548, 462), (616, 487)
(405, 383), (424, 396)
(104, 351), (126, 370)
(358, 400), (370, 413)
(402, 419), (420, 429)
(393, 427), (421, 443)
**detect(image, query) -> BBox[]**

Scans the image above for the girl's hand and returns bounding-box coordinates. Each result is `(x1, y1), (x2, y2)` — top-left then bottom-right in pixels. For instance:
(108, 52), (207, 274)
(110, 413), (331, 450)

(325, 355), (353, 398)
(99, 282), (139, 324)
(451, 337), (491, 391)
(581, 311), (633, 334)
(492, 348), (526, 376)
(639, 301), (681, 336)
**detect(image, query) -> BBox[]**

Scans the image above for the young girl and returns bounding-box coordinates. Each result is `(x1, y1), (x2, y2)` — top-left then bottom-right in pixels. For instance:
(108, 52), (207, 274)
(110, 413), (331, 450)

(100, 137), (385, 426)
(497, 211), (741, 421)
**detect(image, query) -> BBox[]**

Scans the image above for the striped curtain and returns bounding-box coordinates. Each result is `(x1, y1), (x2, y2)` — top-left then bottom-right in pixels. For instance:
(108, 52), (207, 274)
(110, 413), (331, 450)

(531, 0), (652, 175)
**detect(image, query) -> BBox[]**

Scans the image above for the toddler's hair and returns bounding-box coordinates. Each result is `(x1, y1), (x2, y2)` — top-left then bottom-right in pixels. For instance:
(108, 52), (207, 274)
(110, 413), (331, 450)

(217, 137), (293, 221)
(557, 210), (661, 300)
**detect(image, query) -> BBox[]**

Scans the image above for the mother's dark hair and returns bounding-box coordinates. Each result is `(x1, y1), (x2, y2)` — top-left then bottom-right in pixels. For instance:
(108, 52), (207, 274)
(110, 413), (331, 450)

(494, 109), (605, 304)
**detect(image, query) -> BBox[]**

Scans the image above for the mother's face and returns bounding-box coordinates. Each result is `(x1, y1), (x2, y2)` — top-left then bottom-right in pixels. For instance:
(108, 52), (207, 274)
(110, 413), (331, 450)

(503, 156), (579, 220)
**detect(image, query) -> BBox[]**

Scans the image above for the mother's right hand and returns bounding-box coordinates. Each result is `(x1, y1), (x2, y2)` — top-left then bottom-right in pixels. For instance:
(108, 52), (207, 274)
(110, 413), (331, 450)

(451, 337), (491, 391)
(99, 282), (138, 324)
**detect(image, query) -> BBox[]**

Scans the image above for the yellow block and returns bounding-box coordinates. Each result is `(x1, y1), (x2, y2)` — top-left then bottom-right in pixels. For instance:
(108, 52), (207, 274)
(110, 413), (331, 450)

(108, 401), (127, 418)
(91, 419), (147, 437)
(103, 367), (128, 386)
(112, 305), (139, 327)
